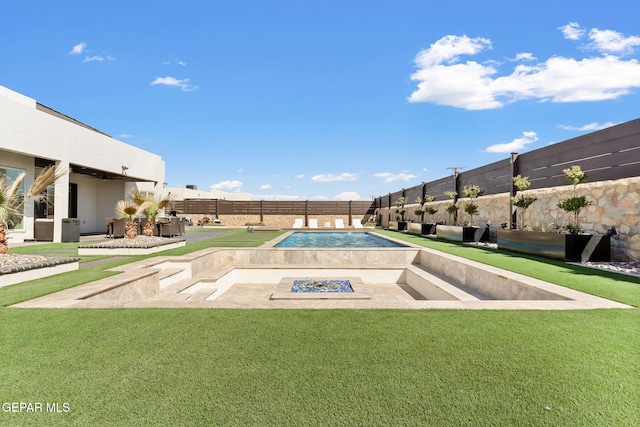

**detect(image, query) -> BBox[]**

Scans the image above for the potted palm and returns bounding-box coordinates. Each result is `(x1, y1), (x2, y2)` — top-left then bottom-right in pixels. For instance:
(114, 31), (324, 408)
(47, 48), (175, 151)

(498, 166), (610, 262)
(0, 165), (67, 254)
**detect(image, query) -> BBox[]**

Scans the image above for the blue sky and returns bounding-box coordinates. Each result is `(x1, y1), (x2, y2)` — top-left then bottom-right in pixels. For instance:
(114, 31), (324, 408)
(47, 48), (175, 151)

(2, 0), (640, 200)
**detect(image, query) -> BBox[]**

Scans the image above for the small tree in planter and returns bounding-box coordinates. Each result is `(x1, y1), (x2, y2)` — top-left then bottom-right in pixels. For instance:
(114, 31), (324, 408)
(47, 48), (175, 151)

(498, 165), (608, 262)
(443, 191), (458, 225)
(462, 185), (483, 226)
(413, 197), (425, 223)
(511, 175), (537, 230)
(394, 196), (408, 222)
(414, 195), (438, 234)
(557, 165), (591, 234)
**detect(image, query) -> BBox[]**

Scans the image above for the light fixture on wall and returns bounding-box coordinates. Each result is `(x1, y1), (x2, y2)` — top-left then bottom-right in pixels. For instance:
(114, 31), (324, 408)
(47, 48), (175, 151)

(121, 166), (128, 175)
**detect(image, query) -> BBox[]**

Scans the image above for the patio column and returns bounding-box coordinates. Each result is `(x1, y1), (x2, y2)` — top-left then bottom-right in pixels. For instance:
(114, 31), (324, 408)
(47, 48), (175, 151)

(52, 160), (70, 242)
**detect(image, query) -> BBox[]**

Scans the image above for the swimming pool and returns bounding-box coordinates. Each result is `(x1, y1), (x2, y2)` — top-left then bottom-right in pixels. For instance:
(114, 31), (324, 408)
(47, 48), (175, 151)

(274, 232), (408, 248)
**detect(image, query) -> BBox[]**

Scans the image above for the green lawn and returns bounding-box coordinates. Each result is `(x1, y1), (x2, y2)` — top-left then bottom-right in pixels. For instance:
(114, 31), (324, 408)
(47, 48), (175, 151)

(1, 229), (639, 426)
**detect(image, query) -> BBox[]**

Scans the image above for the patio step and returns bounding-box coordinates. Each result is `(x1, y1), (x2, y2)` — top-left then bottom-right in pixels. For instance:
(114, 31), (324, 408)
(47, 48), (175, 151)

(186, 289), (218, 301)
(158, 268), (189, 289)
(162, 277), (201, 294)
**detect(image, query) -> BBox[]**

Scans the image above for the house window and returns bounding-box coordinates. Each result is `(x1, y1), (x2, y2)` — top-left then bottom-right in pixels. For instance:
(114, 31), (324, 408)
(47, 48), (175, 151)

(0, 166), (26, 230)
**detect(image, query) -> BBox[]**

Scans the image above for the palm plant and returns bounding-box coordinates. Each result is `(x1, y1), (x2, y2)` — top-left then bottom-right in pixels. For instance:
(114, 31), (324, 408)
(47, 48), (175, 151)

(0, 165), (67, 254)
(129, 189), (174, 236)
(115, 199), (151, 239)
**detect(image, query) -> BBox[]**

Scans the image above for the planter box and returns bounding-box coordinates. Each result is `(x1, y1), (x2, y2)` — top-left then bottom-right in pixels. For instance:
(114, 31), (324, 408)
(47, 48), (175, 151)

(407, 223), (422, 234)
(497, 230), (610, 262)
(388, 221), (408, 232)
(421, 223), (437, 235)
(436, 225), (489, 242)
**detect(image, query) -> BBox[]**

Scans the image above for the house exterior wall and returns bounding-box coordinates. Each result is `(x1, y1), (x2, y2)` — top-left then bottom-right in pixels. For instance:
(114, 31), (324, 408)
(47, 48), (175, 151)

(0, 85), (166, 242)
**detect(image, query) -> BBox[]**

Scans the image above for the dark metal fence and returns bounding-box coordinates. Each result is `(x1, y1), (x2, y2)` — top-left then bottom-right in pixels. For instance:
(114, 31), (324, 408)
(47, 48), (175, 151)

(377, 118), (640, 207)
(171, 199), (376, 219)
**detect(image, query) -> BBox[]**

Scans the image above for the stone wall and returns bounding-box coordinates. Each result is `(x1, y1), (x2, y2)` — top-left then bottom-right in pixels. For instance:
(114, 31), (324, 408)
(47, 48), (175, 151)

(376, 177), (640, 261)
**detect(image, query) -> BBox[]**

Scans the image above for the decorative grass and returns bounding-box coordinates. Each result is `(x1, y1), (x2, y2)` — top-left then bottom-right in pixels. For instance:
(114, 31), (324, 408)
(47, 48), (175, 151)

(1, 228), (639, 425)
(1, 309), (638, 426)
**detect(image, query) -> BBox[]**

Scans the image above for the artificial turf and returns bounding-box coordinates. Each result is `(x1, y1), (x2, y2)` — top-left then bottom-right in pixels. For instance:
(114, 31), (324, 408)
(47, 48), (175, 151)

(1, 229), (639, 426)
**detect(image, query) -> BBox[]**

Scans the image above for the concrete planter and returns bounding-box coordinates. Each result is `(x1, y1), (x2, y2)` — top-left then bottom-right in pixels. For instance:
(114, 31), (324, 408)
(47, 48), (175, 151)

(407, 222), (422, 234)
(436, 225), (489, 242)
(407, 223), (437, 235)
(497, 230), (610, 262)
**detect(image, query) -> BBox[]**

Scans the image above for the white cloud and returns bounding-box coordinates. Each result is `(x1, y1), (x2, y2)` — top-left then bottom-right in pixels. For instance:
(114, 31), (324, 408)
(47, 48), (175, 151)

(485, 131), (538, 153)
(409, 25), (640, 110)
(558, 121), (618, 131)
(83, 55), (104, 62)
(294, 174), (305, 179)
(559, 22), (585, 40)
(255, 194), (303, 201)
(69, 42), (87, 55)
(150, 76), (198, 92)
(311, 172), (358, 182)
(512, 52), (537, 62)
(333, 191), (362, 201)
(588, 28), (640, 54)
(210, 180), (243, 191)
(260, 184), (272, 190)
(373, 171), (417, 183)
(117, 134), (134, 139)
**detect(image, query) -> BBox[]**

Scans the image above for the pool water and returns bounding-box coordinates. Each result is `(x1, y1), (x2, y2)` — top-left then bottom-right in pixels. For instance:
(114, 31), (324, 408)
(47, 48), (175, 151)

(274, 232), (407, 248)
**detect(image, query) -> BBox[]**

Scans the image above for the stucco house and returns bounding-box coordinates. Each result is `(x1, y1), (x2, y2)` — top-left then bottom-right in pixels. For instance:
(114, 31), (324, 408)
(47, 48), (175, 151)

(0, 85), (165, 243)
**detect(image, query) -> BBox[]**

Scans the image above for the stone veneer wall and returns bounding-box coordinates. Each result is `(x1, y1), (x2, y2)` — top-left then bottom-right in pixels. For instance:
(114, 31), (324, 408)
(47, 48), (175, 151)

(377, 177), (640, 261)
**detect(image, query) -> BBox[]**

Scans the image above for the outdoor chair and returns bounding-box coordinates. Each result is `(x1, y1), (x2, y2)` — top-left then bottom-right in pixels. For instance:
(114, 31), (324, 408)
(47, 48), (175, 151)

(292, 218), (304, 228)
(111, 218), (126, 238)
(309, 219), (318, 228)
(159, 217), (181, 237)
(106, 218), (113, 237)
(335, 218), (345, 228)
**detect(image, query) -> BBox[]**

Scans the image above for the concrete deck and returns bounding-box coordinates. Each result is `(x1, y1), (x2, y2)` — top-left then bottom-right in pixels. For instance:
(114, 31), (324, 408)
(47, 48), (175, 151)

(12, 237), (632, 310)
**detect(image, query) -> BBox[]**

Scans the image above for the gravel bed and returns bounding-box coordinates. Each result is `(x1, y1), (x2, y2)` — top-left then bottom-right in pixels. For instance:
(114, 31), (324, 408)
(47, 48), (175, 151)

(78, 236), (185, 249)
(0, 254), (79, 275)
